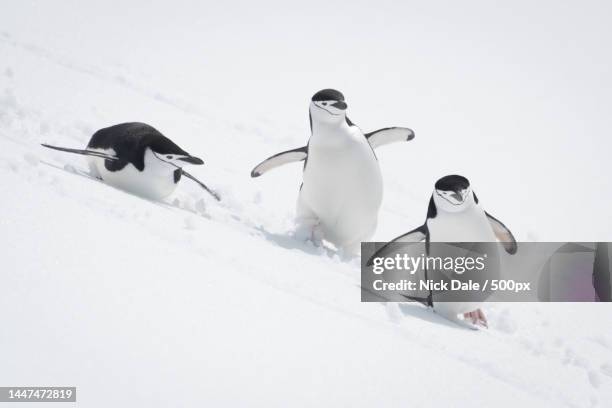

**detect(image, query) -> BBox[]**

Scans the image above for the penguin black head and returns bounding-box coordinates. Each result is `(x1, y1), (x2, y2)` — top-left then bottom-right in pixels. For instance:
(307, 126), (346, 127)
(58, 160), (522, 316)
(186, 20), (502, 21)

(310, 89), (348, 124)
(146, 136), (204, 167)
(433, 175), (474, 211)
(312, 89), (345, 103)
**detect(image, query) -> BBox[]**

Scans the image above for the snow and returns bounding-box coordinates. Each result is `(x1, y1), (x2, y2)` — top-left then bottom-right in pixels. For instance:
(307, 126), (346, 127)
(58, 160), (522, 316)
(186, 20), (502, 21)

(1, 0), (612, 406)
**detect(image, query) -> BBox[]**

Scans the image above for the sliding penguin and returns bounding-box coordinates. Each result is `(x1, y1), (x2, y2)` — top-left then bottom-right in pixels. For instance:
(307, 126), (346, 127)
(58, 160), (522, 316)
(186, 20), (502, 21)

(42, 122), (220, 201)
(251, 89), (414, 254)
(369, 175), (517, 328)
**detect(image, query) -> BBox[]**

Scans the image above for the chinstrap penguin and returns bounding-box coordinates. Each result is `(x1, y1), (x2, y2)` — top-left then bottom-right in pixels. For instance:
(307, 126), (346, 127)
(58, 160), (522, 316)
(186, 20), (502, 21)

(251, 89), (414, 254)
(42, 122), (220, 201)
(369, 175), (517, 328)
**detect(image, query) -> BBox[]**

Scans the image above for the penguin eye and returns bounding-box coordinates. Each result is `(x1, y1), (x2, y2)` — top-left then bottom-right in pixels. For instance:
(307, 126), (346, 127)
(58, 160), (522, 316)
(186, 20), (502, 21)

(322, 102), (328, 106)
(166, 155), (173, 159)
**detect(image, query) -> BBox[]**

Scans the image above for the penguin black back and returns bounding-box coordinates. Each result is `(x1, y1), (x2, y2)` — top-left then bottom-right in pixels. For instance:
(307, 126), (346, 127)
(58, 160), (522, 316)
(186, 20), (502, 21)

(88, 122), (189, 171)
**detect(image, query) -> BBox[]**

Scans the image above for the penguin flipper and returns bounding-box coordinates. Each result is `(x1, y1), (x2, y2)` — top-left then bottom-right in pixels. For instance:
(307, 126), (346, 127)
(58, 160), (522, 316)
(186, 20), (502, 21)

(485, 212), (517, 254)
(367, 225), (427, 266)
(41, 144), (120, 161)
(250, 146), (308, 177)
(365, 127), (415, 149)
(181, 169), (221, 201)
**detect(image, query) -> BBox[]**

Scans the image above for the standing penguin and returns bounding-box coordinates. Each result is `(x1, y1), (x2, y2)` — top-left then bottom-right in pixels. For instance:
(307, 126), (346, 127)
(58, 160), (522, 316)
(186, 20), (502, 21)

(42, 122), (220, 201)
(251, 89), (415, 254)
(369, 175), (517, 327)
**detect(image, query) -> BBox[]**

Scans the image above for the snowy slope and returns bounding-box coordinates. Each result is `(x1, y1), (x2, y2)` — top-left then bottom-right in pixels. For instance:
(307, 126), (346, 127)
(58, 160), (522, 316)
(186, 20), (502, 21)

(1, 1), (612, 406)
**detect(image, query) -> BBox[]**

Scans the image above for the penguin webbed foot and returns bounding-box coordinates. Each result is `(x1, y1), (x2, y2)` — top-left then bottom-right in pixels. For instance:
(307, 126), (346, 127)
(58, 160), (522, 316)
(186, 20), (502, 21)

(463, 309), (488, 329)
(305, 225), (324, 248)
(434, 306), (488, 330)
(294, 220), (323, 247)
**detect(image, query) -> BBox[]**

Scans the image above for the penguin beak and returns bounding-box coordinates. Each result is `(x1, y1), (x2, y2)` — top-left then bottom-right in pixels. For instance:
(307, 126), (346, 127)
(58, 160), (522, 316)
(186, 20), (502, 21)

(331, 101), (347, 110)
(178, 156), (204, 165)
(451, 192), (464, 202)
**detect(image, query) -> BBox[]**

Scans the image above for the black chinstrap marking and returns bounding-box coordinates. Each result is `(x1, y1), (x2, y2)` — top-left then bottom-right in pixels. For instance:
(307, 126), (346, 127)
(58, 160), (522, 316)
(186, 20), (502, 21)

(435, 190), (468, 206)
(313, 103), (341, 116)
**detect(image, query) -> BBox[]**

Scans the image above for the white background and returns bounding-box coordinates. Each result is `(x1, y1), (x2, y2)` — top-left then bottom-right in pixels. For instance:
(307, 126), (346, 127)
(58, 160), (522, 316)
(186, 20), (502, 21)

(1, 1), (611, 406)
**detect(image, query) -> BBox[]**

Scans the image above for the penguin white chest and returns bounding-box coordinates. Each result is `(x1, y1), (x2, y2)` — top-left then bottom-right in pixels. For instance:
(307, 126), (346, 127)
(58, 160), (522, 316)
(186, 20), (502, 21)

(88, 149), (178, 200)
(303, 127), (381, 211)
(427, 205), (499, 318)
(428, 206), (496, 243)
(299, 125), (382, 247)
